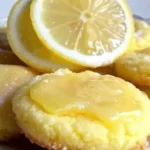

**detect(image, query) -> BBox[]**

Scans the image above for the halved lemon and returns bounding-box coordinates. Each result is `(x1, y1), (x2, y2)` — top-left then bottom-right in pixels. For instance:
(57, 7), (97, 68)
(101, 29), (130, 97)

(31, 0), (134, 67)
(7, 0), (84, 73)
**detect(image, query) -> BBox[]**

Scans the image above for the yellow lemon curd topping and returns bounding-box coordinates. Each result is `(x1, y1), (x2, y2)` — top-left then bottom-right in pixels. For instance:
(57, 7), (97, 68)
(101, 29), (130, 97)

(30, 71), (145, 127)
(13, 70), (150, 150)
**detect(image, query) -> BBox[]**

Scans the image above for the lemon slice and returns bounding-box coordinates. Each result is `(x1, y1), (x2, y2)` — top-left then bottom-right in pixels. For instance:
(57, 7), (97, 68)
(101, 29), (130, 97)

(7, 0), (84, 73)
(128, 19), (150, 53)
(31, 0), (134, 67)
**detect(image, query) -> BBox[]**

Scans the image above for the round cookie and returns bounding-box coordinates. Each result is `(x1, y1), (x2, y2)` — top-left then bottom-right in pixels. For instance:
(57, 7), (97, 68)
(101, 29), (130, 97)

(0, 65), (37, 141)
(128, 19), (150, 53)
(13, 69), (150, 150)
(115, 48), (150, 86)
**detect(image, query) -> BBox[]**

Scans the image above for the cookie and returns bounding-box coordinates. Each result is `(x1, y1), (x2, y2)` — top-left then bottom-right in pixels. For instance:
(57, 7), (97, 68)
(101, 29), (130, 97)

(0, 65), (37, 141)
(116, 48), (150, 86)
(13, 69), (150, 150)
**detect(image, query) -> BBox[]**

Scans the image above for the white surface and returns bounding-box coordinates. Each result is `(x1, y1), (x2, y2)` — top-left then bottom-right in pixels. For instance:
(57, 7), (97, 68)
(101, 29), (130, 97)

(127, 0), (150, 18)
(0, 0), (16, 27)
(0, 0), (150, 27)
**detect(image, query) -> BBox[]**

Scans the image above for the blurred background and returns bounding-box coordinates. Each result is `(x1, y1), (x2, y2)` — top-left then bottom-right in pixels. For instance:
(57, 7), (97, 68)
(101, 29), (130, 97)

(127, 0), (150, 18)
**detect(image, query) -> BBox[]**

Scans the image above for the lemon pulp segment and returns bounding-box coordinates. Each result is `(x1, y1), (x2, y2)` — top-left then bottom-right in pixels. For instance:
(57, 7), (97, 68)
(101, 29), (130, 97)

(39, 0), (126, 55)
(7, 0), (84, 72)
(30, 71), (143, 126)
(31, 0), (133, 67)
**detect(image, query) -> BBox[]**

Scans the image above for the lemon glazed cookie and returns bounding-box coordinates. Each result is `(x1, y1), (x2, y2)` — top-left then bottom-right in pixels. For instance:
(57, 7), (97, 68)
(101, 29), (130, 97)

(115, 48), (150, 86)
(12, 69), (150, 150)
(0, 65), (37, 141)
(128, 19), (150, 53)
